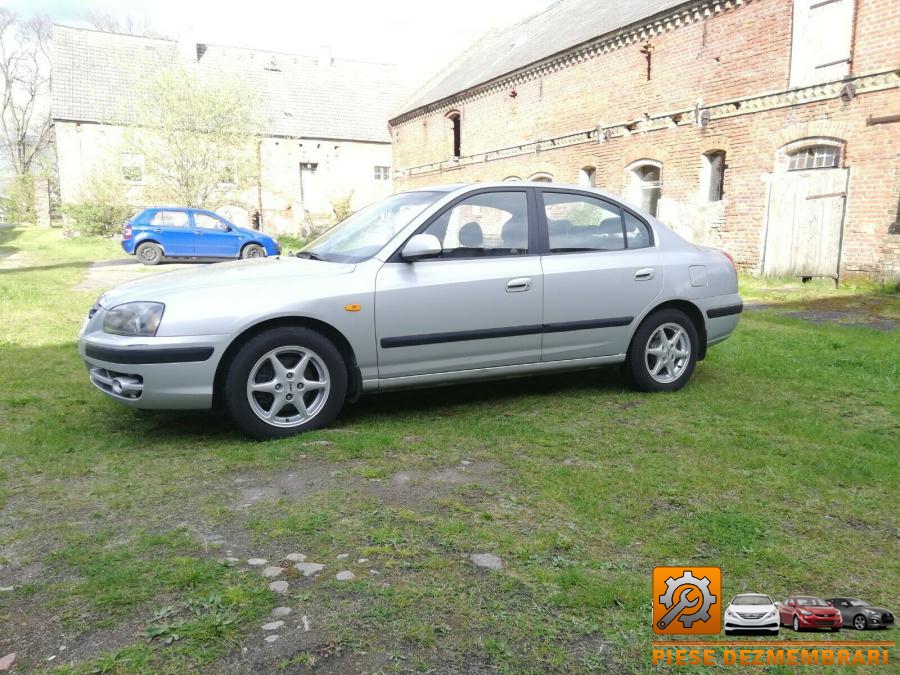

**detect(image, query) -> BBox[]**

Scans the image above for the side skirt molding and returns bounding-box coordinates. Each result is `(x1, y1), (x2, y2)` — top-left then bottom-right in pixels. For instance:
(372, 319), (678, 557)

(362, 354), (627, 393)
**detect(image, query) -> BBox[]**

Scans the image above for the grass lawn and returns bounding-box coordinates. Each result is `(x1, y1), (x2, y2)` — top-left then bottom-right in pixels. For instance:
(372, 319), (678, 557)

(0, 226), (897, 673)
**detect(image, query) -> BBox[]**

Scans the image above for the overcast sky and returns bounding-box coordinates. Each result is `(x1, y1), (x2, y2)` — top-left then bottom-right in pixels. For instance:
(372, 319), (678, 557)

(11, 0), (555, 91)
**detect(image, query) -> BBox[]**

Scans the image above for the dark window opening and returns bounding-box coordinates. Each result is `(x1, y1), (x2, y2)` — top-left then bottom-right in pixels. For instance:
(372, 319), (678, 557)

(448, 112), (461, 158)
(640, 43), (654, 81)
(703, 150), (726, 202)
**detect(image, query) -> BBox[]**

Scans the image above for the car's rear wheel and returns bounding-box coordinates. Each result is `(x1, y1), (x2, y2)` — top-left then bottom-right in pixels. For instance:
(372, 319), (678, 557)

(223, 327), (347, 440)
(853, 614), (867, 630)
(793, 616), (801, 632)
(136, 242), (163, 266)
(241, 243), (265, 259)
(625, 309), (698, 392)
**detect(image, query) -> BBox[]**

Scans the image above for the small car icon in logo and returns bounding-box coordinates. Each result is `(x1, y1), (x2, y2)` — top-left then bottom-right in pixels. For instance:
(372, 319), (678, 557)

(653, 567), (722, 635)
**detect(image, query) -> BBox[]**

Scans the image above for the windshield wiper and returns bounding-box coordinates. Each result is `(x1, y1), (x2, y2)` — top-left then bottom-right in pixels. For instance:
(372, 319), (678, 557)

(295, 251), (327, 261)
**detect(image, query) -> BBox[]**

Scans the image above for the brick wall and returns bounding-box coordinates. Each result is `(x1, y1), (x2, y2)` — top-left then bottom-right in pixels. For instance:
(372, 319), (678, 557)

(390, 0), (900, 279)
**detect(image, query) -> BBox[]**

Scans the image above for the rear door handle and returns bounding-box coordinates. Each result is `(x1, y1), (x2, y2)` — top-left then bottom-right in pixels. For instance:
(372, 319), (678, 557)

(506, 277), (533, 292)
(634, 267), (656, 281)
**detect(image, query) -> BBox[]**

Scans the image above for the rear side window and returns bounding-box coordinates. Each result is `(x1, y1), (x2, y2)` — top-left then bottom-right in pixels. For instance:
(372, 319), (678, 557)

(150, 211), (190, 228)
(624, 211), (652, 249)
(542, 192), (625, 252)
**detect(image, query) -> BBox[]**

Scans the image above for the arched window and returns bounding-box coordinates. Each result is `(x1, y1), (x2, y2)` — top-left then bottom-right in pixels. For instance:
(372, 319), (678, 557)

(626, 161), (662, 216)
(529, 172), (553, 183)
(578, 166), (596, 188)
(446, 111), (461, 158)
(503, 175), (522, 182)
(788, 145), (841, 171)
(700, 151), (725, 202)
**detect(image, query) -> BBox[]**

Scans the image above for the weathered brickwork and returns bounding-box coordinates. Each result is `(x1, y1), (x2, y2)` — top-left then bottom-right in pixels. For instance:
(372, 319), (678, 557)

(390, 0), (900, 279)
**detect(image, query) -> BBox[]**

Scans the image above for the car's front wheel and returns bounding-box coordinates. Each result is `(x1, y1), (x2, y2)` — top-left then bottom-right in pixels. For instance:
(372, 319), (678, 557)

(625, 309), (698, 392)
(241, 243), (265, 259)
(136, 242), (163, 266)
(853, 615), (867, 630)
(793, 616), (801, 632)
(223, 327), (347, 440)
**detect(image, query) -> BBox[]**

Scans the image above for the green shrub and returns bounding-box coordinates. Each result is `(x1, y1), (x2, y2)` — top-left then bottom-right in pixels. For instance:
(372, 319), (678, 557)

(1, 174), (37, 224)
(62, 167), (134, 237)
(330, 192), (354, 224)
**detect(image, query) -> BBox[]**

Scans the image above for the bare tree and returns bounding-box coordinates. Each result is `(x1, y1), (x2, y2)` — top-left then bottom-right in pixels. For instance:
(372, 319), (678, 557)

(84, 10), (162, 38)
(0, 9), (51, 176)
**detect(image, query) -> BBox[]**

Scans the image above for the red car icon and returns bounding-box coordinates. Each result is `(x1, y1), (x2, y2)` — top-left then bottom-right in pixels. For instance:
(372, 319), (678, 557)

(778, 596), (843, 632)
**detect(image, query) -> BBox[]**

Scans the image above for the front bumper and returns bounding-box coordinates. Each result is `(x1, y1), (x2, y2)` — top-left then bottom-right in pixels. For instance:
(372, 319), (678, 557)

(725, 612), (780, 631)
(796, 613), (843, 629)
(79, 314), (230, 409)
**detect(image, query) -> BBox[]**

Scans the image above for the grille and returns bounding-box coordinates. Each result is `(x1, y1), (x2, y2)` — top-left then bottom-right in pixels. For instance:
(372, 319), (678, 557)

(737, 612), (764, 619)
(814, 618), (836, 626)
(882, 613), (894, 623)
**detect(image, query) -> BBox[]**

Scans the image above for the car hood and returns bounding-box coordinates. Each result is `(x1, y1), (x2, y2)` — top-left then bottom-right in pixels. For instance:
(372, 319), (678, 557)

(730, 604), (776, 613)
(858, 606), (891, 614)
(99, 256), (354, 307)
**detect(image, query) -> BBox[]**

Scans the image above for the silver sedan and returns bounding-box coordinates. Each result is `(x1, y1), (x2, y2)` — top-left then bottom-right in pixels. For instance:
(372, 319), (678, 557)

(78, 183), (742, 439)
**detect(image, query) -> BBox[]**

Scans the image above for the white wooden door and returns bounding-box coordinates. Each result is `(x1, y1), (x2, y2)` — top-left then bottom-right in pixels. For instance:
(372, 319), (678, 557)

(763, 168), (849, 277)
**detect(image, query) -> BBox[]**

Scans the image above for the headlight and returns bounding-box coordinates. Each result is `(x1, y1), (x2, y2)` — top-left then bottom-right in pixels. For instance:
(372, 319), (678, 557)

(799, 609), (813, 616)
(765, 609), (777, 619)
(103, 302), (165, 336)
(864, 609), (878, 615)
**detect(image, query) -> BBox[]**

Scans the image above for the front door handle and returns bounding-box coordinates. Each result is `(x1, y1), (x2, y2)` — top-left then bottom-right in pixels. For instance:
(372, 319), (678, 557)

(634, 267), (656, 281)
(506, 277), (533, 292)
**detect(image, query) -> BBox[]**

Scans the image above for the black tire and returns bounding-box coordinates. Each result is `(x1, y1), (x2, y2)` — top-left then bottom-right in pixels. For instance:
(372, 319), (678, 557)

(136, 242), (163, 266)
(853, 614), (867, 631)
(222, 327), (347, 440)
(241, 243), (265, 259)
(625, 308), (699, 392)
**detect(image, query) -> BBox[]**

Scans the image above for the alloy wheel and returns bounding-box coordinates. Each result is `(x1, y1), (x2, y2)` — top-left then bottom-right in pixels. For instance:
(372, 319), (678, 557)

(793, 616), (800, 632)
(644, 322), (691, 383)
(854, 615), (867, 630)
(246, 346), (330, 427)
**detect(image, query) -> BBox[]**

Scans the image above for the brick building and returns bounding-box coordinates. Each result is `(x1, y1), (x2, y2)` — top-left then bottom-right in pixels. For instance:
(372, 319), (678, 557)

(52, 25), (403, 233)
(389, 0), (900, 280)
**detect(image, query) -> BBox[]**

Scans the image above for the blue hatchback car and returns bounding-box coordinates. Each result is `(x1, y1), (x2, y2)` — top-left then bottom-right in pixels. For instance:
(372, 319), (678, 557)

(122, 208), (281, 265)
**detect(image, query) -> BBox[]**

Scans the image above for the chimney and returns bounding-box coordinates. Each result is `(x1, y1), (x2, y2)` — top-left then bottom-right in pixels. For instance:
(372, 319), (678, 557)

(317, 45), (332, 67)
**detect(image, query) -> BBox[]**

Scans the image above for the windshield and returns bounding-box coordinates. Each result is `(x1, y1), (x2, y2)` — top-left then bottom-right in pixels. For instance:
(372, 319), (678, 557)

(732, 595), (772, 606)
(848, 599), (869, 607)
(301, 191), (444, 263)
(796, 597), (829, 607)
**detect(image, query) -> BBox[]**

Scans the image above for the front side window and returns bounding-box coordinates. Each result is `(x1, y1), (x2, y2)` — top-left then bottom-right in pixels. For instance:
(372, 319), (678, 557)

(788, 145), (840, 170)
(421, 191), (529, 258)
(302, 191), (443, 263)
(543, 192), (625, 252)
(150, 210), (189, 228)
(194, 213), (228, 230)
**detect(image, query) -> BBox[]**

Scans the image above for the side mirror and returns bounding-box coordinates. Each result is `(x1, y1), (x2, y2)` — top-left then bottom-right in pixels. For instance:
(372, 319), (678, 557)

(401, 234), (442, 261)
(774, 602), (781, 607)
(222, 225), (233, 232)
